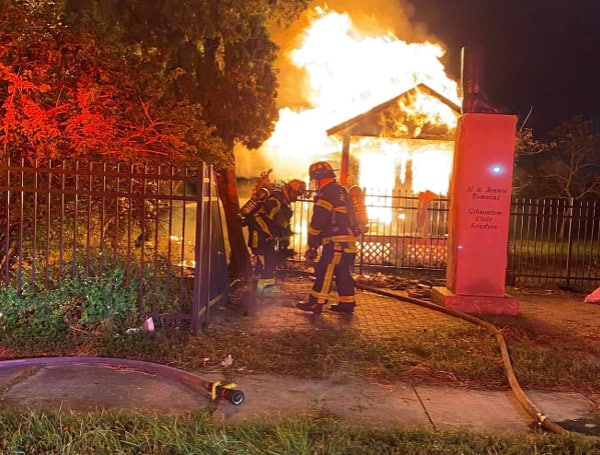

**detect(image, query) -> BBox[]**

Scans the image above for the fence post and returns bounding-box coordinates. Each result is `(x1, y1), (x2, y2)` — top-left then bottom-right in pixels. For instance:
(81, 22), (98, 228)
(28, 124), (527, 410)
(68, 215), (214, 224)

(565, 198), (574, 286)
(191, 163), (205, 335)
(358, 186), (366, 276)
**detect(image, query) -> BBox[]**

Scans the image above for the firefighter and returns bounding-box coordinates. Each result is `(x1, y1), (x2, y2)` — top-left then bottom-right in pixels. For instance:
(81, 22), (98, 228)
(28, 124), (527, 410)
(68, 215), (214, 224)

(296, 161), (357, 314)
(247, 178), (306, 293)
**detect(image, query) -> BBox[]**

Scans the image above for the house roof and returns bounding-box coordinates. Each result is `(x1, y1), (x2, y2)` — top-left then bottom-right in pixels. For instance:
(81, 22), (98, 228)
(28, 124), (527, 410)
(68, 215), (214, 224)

(326, 83), (461, 140)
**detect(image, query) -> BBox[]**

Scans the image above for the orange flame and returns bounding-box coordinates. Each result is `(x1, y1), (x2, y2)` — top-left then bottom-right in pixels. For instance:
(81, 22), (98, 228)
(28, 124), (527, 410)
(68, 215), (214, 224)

(236, 7), (461, 203)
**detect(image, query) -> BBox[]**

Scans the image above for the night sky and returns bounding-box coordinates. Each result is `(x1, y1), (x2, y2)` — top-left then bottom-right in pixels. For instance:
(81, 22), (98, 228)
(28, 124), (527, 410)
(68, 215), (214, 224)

(410, 0), (600, 138)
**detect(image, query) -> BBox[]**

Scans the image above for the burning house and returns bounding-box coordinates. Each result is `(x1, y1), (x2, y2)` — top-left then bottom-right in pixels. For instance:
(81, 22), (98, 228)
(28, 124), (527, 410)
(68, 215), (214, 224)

(316, 83), (462, 266)
(236, 8), (463, 192)
(235, 7), (466, 266)
(326, 82), (461, 194)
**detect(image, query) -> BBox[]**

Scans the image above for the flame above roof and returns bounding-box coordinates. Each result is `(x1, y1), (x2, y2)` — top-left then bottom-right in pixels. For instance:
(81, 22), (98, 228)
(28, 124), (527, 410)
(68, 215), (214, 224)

(326, 83), (461, 140)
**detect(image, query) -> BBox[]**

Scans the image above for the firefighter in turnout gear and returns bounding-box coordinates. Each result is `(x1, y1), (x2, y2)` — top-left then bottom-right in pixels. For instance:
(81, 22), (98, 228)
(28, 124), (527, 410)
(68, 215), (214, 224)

(247, 178), (306, 293)
(296, 161), (357, 314)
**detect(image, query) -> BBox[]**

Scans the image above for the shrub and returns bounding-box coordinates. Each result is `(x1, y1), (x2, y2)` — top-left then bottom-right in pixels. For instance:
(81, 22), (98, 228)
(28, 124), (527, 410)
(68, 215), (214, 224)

(0, 269), (139, 346)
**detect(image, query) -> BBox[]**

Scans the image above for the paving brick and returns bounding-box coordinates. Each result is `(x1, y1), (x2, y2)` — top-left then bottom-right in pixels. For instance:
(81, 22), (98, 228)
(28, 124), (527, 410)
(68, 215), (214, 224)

(223, 275), (469, 339)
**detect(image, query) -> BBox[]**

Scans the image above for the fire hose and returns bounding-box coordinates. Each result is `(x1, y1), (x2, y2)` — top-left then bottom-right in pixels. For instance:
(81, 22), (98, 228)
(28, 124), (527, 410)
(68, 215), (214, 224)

(0, 356), (244, 406)
(355, 283), (568, 435)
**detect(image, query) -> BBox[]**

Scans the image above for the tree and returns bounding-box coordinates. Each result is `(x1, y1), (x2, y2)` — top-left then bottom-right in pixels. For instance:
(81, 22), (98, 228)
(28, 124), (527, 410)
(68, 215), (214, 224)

(61, 0), (310, 277)
(0, 4), (225, 166)
(514, 116), (600, 239)
(514, 117), (600, 200)
(513, 127), (549, 196)
(541, 115), (600, 200)
(0, 3), (229, 271)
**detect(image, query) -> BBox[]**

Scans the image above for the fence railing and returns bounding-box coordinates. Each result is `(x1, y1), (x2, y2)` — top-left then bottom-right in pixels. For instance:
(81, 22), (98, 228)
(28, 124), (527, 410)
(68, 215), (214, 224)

(0, 159), (229, 333)
(3, 157), (599, 318)
(508, 198), (600, 289)
(287, 194), (600, 290)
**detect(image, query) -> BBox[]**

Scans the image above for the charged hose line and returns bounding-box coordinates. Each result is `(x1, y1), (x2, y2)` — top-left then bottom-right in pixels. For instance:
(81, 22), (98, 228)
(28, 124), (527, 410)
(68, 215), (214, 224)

(356, 283), (568, 435)
(0, 356), (244, 406)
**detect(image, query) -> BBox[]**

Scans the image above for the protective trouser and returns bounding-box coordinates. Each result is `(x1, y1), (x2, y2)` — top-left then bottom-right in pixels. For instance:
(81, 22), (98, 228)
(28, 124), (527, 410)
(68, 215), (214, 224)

(252, 239), (277, 291)
(307, 239), (356, 306)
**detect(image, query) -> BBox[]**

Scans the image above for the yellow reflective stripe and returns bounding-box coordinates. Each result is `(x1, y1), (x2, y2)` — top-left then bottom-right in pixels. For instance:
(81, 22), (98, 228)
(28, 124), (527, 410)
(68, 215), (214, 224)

(316, 199), (333, 210)
(250, 231), (259, 248)
(330, 235), (356, 243)
(332, 242), (355, 253)
(258, 278), (275, 286)
(256, 217), (271, 236)
(332, 206), (347, 214)
(332, 250), (342, 266)
(337, 295), (355, 303)
(309, 290), (329, 302)
(321, 250), (341, 298)
(308, 226), (322, 236)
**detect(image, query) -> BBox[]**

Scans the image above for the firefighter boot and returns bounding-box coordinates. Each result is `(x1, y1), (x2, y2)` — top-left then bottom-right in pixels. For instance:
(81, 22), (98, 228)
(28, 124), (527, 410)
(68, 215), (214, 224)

(329, 302), (355, 314)
(295, 301), (323, 313)
(256, 278), (276, 294)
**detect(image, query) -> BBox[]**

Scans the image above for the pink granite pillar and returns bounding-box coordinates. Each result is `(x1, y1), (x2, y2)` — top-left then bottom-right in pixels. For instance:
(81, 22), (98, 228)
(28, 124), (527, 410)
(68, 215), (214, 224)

(432, 113), (519, 314)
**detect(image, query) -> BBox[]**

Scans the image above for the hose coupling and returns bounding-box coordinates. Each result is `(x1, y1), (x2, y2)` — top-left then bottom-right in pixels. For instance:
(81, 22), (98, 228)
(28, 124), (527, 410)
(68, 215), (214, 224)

(536, 412), (548, 427)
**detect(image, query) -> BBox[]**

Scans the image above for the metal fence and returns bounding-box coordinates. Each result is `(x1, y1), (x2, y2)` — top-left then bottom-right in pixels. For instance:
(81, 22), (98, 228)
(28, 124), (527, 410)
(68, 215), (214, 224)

(287, 194), (600, 290)
(508, 198), (600, 290)
(0, 159), (229, 334)
(3, 156), (599, 322)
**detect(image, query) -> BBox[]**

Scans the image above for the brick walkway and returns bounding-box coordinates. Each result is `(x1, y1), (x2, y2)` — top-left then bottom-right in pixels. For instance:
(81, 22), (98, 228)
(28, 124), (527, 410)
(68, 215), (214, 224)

(221, 274), (468, 339)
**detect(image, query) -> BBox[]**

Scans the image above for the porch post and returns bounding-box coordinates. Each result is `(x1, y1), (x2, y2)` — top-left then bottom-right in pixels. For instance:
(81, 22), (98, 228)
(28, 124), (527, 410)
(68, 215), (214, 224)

(340, 133), (350, 186)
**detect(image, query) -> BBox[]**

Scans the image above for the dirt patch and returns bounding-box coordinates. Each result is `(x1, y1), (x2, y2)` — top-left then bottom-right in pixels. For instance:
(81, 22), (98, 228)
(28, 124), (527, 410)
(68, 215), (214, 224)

(488, 288), (600, 339)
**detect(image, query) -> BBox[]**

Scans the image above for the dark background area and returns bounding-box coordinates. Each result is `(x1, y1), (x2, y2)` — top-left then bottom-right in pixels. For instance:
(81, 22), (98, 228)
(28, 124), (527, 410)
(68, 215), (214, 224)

(411, 0), (600, 138)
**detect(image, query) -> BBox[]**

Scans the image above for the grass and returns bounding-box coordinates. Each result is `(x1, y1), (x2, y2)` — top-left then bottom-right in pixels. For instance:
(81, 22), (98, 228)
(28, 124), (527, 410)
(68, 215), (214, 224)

(3, 318), (600, 393)
(0, 410), (598, 454)
(1, 277), (600, 451)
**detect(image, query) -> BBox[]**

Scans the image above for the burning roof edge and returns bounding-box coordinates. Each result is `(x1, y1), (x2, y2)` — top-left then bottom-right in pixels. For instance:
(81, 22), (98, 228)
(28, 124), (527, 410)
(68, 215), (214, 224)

(326, 83), (461, 137)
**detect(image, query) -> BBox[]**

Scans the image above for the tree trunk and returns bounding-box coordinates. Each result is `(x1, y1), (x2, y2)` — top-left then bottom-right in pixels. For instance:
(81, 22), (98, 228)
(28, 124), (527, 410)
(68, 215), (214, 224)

(216, 165), (252, 278)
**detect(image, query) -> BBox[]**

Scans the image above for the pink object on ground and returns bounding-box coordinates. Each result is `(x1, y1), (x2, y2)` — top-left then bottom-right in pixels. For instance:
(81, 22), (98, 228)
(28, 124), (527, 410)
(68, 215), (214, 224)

(144, 317), (155, 331)
(584, 287), (600, 303)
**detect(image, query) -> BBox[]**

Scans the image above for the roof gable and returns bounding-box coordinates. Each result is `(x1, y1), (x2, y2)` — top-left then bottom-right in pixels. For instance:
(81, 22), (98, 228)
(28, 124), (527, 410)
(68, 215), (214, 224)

(326, 83), (461, 140)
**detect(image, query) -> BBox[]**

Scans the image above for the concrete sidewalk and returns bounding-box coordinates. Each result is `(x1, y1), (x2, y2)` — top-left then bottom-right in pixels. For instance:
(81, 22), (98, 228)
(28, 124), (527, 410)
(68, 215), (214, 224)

(0, 362), (598, 436)
(1, 275), (599, 437)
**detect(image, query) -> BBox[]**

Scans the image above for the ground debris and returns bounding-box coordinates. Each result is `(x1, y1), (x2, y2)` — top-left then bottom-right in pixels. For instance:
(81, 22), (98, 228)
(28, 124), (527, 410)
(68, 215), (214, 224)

(355, 273), (412, 289)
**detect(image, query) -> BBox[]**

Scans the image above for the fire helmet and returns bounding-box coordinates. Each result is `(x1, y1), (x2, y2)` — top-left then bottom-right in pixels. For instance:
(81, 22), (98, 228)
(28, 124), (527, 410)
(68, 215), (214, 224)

(308, 161), (336, 180)
(285, 179), (307, 201)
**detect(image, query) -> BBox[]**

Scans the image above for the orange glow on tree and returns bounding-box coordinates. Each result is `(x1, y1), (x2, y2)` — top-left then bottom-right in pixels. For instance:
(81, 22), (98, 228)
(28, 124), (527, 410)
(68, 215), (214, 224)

(0, 8), (225, 166)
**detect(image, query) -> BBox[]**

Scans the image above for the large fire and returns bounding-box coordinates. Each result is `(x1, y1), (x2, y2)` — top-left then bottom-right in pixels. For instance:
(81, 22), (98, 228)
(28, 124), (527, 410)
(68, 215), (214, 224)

(236, 5), (462, 231)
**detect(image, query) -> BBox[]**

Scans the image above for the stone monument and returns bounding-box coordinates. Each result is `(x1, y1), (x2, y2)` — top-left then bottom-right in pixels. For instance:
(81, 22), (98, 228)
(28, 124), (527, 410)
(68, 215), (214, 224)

(432, 46), (519, 315)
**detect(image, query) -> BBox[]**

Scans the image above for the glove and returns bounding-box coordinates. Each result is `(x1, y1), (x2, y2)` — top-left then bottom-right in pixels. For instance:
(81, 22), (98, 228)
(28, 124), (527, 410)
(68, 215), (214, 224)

(304, 247), (318, 262)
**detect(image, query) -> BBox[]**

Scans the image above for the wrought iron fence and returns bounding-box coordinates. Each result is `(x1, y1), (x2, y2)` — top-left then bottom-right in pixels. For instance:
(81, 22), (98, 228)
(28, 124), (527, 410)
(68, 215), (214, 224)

(0, 159), (229, 334)
(508, 198), (600, 290)
(3, 156), (599, 324)
(288, 194), (600, 290)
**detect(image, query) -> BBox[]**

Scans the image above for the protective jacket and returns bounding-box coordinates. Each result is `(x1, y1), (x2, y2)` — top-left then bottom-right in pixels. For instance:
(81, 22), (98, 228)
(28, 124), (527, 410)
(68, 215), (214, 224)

(247, 190), (293, 291)
(248, 191), (292, 252)
(306, 179), (357, 308)
(308, 180), (356, 248)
